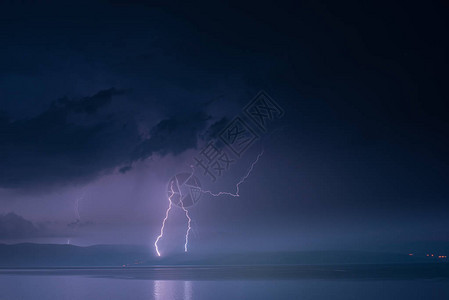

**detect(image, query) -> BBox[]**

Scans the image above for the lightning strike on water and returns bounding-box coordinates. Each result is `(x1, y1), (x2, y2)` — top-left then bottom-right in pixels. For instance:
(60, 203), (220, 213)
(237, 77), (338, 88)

(154, 182), (175, 257)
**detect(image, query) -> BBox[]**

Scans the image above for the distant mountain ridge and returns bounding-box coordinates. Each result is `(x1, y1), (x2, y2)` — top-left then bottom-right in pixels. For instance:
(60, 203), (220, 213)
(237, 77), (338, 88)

(0, 243), (442, 267)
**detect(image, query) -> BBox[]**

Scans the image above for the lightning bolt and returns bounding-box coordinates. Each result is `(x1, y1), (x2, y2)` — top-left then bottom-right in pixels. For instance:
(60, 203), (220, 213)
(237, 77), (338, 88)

(154, 182), (175, 257)
(199, 149), (264, 197)
(179, 198), (192, 252)
(153, 148), (264, 256)
(176, 176), (192, 252)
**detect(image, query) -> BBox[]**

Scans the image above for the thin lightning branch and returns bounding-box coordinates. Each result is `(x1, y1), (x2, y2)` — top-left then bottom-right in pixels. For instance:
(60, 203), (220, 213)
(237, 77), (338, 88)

(199, 149), (264, 197)
(154, 182), (175, 257)
(74, 192), (85, 221)
(176, 177), (192, 252)
(67, 191), (86, 245)
(181, 204), (191, 252)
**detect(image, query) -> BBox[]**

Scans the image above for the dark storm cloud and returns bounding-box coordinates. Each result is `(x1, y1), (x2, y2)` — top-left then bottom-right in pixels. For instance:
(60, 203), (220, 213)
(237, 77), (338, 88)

(57, 88), (126, 115)
(0, 87), (223, 189)
(0, 88), (136, 189)
(0, 212), (39, 239)
(118, 165), (133, 174)
(131, 112), (210, 161)
(201, 117), (229, 140)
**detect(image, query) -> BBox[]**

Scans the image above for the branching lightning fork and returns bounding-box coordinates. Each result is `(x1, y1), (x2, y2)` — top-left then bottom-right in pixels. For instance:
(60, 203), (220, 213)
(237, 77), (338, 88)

(154, 148), (264, 256)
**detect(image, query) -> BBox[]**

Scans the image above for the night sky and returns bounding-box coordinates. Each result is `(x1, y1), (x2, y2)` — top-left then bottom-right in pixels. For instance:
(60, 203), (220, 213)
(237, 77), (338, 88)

(0, 1), (448, 255)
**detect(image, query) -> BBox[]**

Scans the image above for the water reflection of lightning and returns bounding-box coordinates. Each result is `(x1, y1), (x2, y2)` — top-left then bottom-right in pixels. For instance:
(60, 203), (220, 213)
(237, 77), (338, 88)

(199, 149), (264, 197)
(154, 182), (175, 257)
